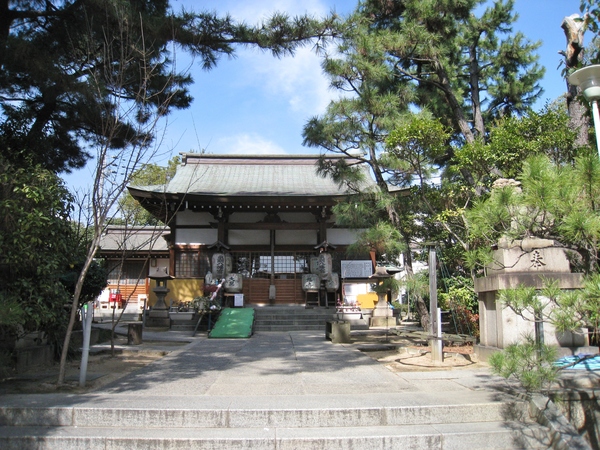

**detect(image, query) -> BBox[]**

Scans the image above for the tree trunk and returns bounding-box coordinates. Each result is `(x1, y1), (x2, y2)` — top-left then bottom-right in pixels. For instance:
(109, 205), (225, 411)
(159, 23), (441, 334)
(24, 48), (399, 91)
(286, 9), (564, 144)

(416, 295), (430, 330)
(469, 43), (486, 137)
(434, 62), (476, 145)
(57, 236), (100, 385)
(433, 62), (478, 189)
(562, 14), (590, 147)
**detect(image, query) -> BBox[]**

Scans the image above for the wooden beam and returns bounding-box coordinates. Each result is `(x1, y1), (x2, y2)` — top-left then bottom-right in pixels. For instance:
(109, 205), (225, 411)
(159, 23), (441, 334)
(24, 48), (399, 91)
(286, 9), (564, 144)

(218, 222), (327, 230)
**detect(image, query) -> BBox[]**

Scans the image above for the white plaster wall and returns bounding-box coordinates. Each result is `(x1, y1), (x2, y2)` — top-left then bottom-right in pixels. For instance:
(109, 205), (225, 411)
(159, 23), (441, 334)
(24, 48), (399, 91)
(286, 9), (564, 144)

(175, 228), (218, 245)
(176, 210), (213, 226)
(328, 228), (362, 246)
(276, 230), (317, 245)
(149, 258), (170, 276)
(229, 229), (270, 245)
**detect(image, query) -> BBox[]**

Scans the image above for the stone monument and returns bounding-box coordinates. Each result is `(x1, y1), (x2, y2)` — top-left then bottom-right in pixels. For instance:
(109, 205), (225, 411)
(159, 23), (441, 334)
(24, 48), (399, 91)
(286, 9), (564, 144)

(474, 236), (587, 360)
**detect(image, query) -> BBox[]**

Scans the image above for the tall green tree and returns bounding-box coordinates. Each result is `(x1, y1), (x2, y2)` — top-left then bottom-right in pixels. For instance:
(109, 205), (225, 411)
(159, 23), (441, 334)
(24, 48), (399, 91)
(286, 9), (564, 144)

(0, 154), (72, 345)
(304, 0), (545, 328)
(0, 151), (108, 357)
(359, 0), (544, 145)
(454, 102), (581, 187)
(305, 0), (545, 251)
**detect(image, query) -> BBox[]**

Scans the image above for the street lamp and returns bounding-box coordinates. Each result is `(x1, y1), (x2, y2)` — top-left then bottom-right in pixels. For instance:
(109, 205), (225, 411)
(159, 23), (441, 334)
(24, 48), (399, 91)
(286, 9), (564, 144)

(568, 64), (600, 158)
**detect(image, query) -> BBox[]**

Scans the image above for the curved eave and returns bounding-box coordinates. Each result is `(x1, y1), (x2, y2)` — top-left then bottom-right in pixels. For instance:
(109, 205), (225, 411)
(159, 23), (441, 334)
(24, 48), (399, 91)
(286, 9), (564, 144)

(128, 186), (357, 221)
(97, 249), (170, 259)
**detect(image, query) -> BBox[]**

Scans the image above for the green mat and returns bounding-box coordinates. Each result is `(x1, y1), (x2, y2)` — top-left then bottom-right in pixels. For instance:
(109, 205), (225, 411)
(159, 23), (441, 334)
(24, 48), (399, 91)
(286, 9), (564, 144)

(208, 307), (254, 338)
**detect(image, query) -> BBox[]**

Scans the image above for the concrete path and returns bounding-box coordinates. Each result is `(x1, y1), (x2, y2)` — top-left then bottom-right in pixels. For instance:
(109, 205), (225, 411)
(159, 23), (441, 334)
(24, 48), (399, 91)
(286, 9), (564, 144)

(0, 328), (516, 408)
(2, 327), (591, 449)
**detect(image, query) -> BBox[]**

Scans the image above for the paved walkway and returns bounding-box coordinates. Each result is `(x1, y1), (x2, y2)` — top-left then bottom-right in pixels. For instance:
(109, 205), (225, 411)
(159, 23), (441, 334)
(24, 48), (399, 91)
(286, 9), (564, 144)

(2, 326), (596, 449)
(0, 327), (520, 411)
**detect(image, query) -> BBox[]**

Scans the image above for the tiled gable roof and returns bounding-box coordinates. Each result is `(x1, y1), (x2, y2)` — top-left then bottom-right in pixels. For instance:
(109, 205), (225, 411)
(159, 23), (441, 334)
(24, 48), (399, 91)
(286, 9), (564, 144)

(131, 154), (375, 198)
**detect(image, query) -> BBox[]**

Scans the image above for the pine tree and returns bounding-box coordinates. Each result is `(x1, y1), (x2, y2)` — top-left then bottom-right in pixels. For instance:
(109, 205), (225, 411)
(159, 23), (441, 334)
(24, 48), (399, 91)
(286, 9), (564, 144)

(0, 0), (337, 172)
(304, 0), (545, 329)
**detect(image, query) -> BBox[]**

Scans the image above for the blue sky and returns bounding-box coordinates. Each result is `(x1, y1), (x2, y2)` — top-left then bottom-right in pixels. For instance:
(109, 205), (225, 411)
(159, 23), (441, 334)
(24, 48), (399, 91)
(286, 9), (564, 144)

(64, 0), (587, 191)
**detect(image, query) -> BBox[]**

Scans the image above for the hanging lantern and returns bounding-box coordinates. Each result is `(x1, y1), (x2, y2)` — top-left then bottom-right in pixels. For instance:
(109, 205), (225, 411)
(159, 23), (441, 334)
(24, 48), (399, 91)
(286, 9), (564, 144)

(212, 253), (232, 279)
(309, 256), (319, 274)
(302, 274), (320, 291)
(224, 273), (243, 293)
(326, 272), (339, 292)
(316, 252), (332, 280)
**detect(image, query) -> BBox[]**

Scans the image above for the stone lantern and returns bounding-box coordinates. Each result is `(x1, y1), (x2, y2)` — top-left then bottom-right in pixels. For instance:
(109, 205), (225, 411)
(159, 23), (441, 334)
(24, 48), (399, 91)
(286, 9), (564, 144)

(369, 266), (395, 328)
(314, 241), (336, 307)
(146, 267), (173, 328)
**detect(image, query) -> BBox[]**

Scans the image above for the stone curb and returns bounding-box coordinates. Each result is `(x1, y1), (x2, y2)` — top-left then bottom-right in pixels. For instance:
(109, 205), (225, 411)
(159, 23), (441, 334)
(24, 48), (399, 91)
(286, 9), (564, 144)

(528, 393), (592, 450)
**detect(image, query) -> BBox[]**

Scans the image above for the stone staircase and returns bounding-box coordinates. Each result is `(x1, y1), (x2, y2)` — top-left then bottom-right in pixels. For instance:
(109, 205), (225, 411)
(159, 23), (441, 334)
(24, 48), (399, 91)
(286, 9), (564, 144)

(252, 305), (337, 331)
(163, 306), (346, 333)
(0, 395), (551, 449)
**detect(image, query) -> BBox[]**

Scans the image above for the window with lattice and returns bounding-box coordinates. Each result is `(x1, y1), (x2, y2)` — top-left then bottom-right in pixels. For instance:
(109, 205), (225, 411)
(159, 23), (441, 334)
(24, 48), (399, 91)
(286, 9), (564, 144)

(107, 260), (147, 285)
(175, 251), (210, 278)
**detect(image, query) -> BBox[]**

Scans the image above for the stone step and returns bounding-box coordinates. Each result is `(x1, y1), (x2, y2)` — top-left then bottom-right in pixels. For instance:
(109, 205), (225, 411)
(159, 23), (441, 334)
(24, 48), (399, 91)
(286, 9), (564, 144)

(0, 400), (530, 428)
(253, 325), (325, 332)
(253, 313), (335, 320)
(253, 317), (334, 324)
(169, 324), (196, 331)
(252, 312), (371, 331)
(0, 421), (550, 449)
(251, 307), (335, 331)
(252, 310), (332, 315)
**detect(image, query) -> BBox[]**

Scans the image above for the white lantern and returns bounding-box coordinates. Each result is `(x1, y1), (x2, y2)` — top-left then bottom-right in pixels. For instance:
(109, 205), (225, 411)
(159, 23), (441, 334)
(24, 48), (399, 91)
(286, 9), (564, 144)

(326, 272), (339, 292)
(224, 273), (243, 293)
(212, 253), (232, 279)
(302, 274), (320, 291)
(316, 253), (332, 280)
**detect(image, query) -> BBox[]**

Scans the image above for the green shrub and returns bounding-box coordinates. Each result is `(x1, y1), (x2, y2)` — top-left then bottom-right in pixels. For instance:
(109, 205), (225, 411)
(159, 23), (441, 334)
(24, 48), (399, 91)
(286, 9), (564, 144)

(489, 334), (559, 392)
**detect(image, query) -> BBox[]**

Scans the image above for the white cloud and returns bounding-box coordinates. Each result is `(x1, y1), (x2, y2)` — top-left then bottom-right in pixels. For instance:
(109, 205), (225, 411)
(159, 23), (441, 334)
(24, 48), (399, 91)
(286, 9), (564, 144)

(237, 45), (336, 117)
(211, 133), (287, 155)
(228, 0), (330, 22)
(216, 0), (338, 117)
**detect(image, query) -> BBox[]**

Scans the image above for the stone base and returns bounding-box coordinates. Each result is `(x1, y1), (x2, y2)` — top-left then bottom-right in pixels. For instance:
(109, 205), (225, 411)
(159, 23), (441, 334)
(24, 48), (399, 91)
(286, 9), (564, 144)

(370, 316), (396, 328)
(555, 345), (600, 358)
(475, 344), (600, 362)
(473, 344), (501, 362)
(371, 305), (392, 318)
(325, 321), (351, 343)
(346, 319), (369, 330)
(15, 345), (54, 373)
(148, 309), (169, 318)
(145, 317), (171, 328)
